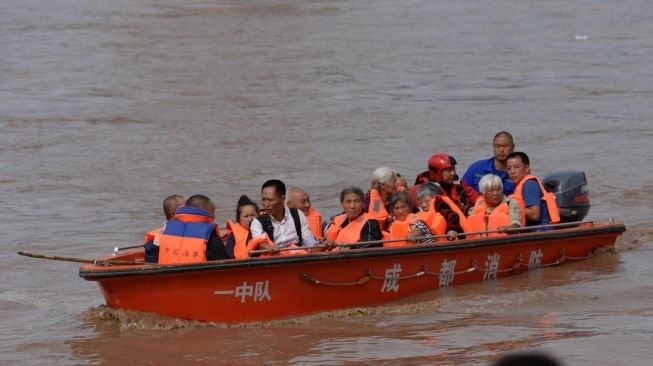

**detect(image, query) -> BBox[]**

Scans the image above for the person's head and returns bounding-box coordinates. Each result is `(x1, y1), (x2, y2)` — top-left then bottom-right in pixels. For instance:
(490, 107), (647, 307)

(389, 191), (414, 221)
(236, 195), (259, 228)
(185, 194), (215, 217)
(416, 182), (442, 211)
(163, 194), (185, 220)
(428, 153), (458, 185)
(395, 174), (408, 192)
(339, 186), (365, 221)
(493, 131), (515, 163)
(261, 179), (286, 216)
(478, 174), (504, 208)
(506, 152), (531, 185)
(370, 167), (397, 197)
(286, 186), (311, 215)
(491, 352), (562, 366)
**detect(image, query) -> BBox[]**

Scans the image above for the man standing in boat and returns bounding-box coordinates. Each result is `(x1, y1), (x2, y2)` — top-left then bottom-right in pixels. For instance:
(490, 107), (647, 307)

(249, 180), (318, 254)
(462, 131), (516, 195)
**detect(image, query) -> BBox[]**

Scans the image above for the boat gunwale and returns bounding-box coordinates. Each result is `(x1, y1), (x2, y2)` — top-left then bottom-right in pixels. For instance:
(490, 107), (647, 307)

(79, 222), (625, 280)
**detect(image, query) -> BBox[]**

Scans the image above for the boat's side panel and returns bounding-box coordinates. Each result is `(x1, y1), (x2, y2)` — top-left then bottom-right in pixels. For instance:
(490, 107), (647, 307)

(94, 230), (619, 322)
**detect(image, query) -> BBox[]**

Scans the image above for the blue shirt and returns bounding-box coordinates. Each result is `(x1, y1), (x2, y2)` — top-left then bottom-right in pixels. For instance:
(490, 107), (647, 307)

(522, 179), (550, 227)
(462, 157), (515, 195)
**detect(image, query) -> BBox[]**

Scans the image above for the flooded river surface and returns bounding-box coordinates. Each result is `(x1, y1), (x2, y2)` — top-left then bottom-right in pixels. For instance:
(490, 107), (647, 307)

(1, 0), (652, 364)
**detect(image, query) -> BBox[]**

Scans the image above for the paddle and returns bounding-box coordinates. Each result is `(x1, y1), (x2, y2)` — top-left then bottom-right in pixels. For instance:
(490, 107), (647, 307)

(248, 220), (596, 256)
(17, 251), (147, 266)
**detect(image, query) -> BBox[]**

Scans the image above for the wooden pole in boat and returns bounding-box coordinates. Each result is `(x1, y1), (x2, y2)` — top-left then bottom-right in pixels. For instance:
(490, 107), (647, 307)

(248, 220), (597, 255)
(113, 244), (144, 255)
(17, 251), (147, 266)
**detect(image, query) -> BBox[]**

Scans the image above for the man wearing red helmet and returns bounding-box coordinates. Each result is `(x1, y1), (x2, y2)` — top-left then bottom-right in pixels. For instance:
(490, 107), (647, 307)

(411, 153), (480, 236)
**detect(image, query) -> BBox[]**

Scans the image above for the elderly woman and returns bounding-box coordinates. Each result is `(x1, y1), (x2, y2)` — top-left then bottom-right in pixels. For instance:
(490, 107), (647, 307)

(415, 182), (460, 241)
(324, 187), (384, 250)
(385, 191), (436, 247)
(467, 174), (522, 236)
(365, 167), (397, 230)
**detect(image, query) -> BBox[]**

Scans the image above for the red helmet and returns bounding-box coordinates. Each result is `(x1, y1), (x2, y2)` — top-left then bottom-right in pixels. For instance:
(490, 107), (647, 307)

(428, 153), (458, 182)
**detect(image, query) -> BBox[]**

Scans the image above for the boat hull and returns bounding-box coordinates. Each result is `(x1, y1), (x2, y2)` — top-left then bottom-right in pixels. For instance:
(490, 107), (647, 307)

(79, 222), (624, 322)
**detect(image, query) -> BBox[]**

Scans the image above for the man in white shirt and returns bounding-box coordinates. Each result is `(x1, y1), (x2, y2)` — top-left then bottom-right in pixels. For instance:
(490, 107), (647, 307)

(250, 179), (318, 252)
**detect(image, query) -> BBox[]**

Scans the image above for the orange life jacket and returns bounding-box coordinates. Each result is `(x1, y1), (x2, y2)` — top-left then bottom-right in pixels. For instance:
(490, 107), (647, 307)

(158, 207), (220, 265)
(305, 207), (324, 240)
(467, 198), (511, 237)
(326, 213), (370, 244)
(367, 188), (389, 229)
(226, 220), (250, 260)
(144, 227), (163, 246)
(386, 215), (420, 247)
(416, 198), (447, 241)
(439, 195), (472, 233)
(510, 174), (561, 226)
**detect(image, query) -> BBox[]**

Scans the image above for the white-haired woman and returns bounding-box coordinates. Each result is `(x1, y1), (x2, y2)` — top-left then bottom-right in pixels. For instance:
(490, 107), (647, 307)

(365, 166), (397, 230)
(467, 174), (521, 237)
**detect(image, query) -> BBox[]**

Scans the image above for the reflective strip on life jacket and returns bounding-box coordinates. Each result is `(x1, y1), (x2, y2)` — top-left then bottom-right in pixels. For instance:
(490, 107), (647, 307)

(306, 207), (324, 240)
(510, 175), (561, 226)
(467, 199), (511, 237)
(367, 188), (389, 229)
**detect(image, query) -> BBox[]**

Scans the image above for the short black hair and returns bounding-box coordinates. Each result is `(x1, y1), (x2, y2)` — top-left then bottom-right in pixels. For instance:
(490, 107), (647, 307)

(261, 179), (286, 197)
(236, 195), (259, 222)
(185, 194), (214, 213)
(491, 352), (561, 366)
(339, 186), (365, 203)
(507, 151), (530, 166)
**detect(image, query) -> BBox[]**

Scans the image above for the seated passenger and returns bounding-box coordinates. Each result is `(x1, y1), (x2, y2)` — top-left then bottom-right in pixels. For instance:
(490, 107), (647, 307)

(225, 195), (259, 259)
(144, 194), (185, 263)
(323, 187), (384, 249)
(506, 152), (561, 227)
(395, 174), (408, 191)
(158, 194), (229, 264)
(414, 182), (456, 241)
(467, 174), (521, 237)
(385, 191), (435, 247)
(413, 153), (479, 215)
(365, 167), (397, 230)
(287, 186), (327, 241)
(248, 179), (318, 256)
(462, 131), (516, 195)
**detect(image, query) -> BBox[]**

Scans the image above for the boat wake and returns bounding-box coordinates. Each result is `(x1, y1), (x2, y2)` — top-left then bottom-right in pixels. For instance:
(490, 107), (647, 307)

(616, 222), (653, 251)
(80, 296), (451, 330)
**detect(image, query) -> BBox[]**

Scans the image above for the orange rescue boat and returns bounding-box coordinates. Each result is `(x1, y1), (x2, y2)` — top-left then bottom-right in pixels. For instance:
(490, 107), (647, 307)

(79, 221), (624, 323)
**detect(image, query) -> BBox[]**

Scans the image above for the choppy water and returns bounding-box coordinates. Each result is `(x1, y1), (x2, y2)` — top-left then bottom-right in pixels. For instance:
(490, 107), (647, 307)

(1, 0), (652, 365)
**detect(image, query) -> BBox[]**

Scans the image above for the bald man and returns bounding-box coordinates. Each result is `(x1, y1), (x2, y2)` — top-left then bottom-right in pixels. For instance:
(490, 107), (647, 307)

(144, 194), (185, 263)
(286, 186), (327, 240)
